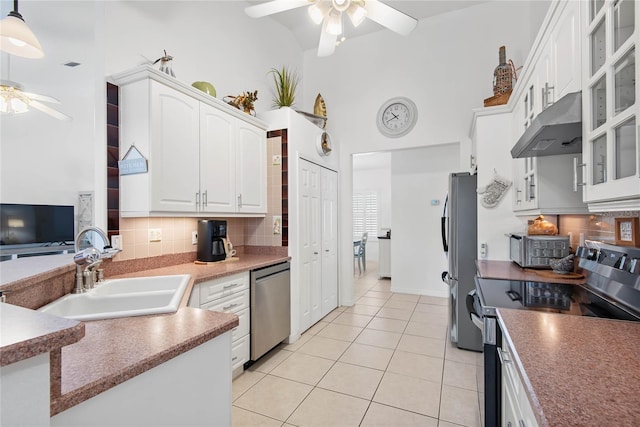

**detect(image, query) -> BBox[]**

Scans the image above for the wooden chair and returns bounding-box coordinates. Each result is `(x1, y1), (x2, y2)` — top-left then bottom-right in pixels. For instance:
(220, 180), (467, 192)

(353, 232), (368, 275)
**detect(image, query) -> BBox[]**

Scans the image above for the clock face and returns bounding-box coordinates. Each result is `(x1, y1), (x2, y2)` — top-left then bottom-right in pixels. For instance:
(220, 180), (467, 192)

(376, 97), (417, 137)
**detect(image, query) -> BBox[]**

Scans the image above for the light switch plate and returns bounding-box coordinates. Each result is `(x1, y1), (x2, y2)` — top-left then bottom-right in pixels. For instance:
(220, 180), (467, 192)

(148, 228), (162, 242)
(272, 155), (281, 165)
(111, 235), (122, 250)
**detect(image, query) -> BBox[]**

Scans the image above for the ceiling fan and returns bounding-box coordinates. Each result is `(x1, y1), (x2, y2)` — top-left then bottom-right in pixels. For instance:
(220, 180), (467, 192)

(245, 0), (418, 57)
(0, 80), (71, 120)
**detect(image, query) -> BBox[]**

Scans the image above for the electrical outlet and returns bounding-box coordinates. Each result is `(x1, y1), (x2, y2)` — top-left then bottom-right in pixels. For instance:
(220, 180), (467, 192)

(192, 231), (198, 245)
(148, 228), (162, 242)
(111, 235), (122, 250)
(480, 242), (488, 258)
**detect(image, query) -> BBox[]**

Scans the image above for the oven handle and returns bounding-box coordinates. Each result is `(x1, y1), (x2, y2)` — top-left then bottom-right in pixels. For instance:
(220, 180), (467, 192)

(467, 289), (484, 332)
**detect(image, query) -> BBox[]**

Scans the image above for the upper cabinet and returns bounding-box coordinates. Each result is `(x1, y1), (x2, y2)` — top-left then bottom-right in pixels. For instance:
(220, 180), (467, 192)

(512, 0), (582, 143)
(512, 154), (588, 215)
(114, 66), (267, 217)
(582, 0), (640, 209)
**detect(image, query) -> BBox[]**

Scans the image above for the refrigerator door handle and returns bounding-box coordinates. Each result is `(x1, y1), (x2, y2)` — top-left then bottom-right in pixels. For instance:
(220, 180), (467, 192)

(441, 194), (449, 253)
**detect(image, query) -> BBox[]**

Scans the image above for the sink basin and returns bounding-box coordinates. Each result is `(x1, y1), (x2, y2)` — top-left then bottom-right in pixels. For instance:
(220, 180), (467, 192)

(38, 274), (191, 321)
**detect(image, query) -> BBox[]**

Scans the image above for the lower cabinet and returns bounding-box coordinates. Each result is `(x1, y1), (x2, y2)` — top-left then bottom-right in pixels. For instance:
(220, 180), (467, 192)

(189, 272), (250, 377)
(500, 341), (539, 427)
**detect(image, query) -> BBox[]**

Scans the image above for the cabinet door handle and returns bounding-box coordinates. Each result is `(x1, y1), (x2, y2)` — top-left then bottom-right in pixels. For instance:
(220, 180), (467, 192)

(237, 194), (242, 208)
(223, 283), (240, 290)
(519, 420), (526, 427)
(195, 192), (200, 210)
(573, 157), (586, 192)
(203, 190), (208, 207)
(232, 356), (238, 361)
(223, 303), (240, 311)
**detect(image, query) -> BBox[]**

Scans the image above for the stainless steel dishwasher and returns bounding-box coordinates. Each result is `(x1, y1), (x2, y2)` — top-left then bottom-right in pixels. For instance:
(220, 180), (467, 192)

(250, 262), (291, 361)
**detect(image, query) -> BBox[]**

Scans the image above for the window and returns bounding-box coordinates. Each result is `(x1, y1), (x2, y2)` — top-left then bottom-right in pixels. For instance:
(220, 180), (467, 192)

(353, 191), (378, 239)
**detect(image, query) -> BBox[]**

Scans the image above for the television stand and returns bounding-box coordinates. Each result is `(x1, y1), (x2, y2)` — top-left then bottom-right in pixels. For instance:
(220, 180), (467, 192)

(0, 245), (74, 261)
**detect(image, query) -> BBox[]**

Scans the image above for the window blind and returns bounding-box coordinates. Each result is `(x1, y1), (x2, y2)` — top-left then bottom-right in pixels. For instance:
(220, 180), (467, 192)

(353, 191), (378, 240)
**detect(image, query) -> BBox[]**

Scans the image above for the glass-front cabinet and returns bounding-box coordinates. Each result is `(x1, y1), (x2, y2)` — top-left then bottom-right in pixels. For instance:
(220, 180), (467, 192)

(583, 0), (640, 206)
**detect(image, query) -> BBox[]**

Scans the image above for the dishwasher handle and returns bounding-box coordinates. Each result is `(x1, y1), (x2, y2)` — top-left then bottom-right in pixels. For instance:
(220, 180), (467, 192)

(252, 261), (290, 280)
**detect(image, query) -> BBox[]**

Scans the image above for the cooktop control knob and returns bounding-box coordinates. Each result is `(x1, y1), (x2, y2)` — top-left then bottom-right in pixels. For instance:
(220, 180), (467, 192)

(628, 258), (640, 274)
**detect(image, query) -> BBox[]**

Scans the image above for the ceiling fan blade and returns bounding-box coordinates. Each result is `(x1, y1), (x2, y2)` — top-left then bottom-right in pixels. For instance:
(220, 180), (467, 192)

(364, 0), (418, 36)
(317, 20), (337, 57)
(21, 91), (61, 104)
(245, 0), (311, 18)
(29, 100), (72, 121)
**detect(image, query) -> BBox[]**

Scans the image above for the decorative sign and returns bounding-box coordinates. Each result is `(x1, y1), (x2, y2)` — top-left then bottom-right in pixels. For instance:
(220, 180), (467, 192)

(615, 217), (639, 247)
(118, 145), (148, 175)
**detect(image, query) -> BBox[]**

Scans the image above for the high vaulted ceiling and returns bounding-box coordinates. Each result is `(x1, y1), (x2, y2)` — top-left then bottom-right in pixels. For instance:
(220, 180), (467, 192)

(245, 1), (489, 51)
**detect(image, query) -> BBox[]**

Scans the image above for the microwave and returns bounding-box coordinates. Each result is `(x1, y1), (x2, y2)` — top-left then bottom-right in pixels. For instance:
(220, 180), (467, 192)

(509, 233), (570, 268)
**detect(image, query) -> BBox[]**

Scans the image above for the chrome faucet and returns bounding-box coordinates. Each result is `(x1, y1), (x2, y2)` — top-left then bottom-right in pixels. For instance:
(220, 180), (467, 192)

(82, 259), (103, 290)
(73, 247), (102, 294)
(75, 226), (110, 253)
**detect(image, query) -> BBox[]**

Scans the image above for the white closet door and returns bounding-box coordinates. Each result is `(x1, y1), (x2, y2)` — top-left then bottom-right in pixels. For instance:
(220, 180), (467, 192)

(299, 159), (322, 331)
(321, 168), (338, 316)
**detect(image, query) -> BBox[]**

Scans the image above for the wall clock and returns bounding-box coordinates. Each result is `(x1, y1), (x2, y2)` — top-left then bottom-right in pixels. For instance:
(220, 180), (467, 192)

(376, 97), (418, 138)
(316, 131), (333, 156)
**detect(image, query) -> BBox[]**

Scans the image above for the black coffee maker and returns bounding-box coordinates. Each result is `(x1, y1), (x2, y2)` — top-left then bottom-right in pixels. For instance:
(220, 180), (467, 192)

(197, 220), (227, 262)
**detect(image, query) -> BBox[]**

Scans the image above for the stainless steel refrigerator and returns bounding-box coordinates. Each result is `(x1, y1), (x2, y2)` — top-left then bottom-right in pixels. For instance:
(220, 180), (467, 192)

(442, 172), (483, 352)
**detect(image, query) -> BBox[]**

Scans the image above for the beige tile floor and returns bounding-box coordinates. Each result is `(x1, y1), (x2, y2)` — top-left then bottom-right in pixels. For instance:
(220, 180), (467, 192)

(232, 262), (484, 427)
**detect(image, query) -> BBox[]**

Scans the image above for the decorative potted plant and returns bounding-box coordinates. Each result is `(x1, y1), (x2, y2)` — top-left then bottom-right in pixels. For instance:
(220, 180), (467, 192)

(269, 66), (300, 108)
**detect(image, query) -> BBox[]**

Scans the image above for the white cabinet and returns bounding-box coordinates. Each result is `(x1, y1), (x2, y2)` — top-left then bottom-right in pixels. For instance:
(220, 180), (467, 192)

(115, 66), (267, 217)
(581, 0), (640, 209)
(188, 272), (250, 376)
(236, 122), (268, 213)
(378, 238), (391, 278)
(500, 342), (539, 427)
(512, 1), (582, 144)
(299, 159), (338, 333)
(512, 154), (588, 215)
(199, 104), (267, 214)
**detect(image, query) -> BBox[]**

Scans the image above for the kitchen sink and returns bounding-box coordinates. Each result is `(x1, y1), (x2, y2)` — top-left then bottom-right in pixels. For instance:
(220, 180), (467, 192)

(38, 274), (191, 321)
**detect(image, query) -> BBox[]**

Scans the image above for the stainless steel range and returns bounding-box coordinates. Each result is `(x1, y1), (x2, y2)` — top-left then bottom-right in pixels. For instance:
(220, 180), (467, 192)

(470, 242), (640, 427)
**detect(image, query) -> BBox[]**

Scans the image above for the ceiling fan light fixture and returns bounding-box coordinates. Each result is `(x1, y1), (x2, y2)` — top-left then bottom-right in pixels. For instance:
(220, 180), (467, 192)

(326, 9), (342, 35)
(308, 3), (327, 25)
(0, 84), (29, 114)
(346, 3), (367, 27)
(0, 2), (44, 59)
(331, 0), (351, 12)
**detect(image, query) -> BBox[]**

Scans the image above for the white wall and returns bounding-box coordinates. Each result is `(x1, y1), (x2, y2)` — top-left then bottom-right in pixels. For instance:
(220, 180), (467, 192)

(391, 144), (459, 297)
(473, 111), (526, 260)
(0, 1), (104, 226)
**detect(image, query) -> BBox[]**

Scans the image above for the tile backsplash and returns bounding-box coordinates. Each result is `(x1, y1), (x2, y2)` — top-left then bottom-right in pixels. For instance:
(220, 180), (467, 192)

(114, 137), (283, 261)
(560, 211), (640, 248)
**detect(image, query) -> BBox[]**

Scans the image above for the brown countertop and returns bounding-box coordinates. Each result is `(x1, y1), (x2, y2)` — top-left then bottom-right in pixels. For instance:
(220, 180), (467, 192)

(51, 308), (238, 415)
(0, 303), (84, 367)
(477, 260), (586, 284)
(498, 308), (640, 426)
(1, 250), (289, 416)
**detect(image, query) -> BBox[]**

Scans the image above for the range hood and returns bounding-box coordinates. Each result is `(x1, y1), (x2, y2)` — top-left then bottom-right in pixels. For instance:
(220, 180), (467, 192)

(511, 91), (582, 158)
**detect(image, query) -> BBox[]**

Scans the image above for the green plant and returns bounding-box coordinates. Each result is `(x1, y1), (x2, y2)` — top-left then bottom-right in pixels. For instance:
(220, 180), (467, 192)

(269, 66), (300, 108)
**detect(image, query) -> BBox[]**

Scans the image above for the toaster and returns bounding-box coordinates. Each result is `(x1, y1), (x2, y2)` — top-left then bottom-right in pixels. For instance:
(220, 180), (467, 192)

(509, 233), (570, 268)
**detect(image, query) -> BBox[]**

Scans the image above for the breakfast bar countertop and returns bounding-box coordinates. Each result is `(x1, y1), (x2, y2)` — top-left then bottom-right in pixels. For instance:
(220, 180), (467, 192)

(0, 303), (84, 367)
(498, 308), (640, 426)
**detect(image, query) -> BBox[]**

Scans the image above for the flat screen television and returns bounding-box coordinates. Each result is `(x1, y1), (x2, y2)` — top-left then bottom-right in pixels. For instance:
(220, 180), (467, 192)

(0, 203), (75, 247)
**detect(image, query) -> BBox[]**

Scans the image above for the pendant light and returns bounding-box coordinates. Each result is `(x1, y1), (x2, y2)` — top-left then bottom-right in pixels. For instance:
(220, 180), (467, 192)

(0, 0), (44, 59)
